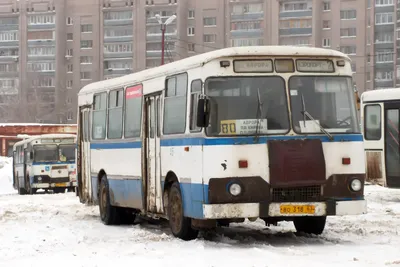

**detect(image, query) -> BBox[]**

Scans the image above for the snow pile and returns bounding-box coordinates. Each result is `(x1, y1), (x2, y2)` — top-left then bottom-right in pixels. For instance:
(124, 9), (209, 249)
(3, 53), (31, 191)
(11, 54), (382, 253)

(0, 157), (15, 195)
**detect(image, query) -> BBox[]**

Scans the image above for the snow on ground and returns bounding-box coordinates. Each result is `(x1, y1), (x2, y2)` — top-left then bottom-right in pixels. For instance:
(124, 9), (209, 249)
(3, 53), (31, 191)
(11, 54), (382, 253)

(0, 158), (400, 267)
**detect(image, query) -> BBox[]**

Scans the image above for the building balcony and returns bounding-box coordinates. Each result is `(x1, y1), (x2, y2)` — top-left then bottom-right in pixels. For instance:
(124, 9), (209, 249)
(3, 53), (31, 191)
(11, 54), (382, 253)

(146, 31), (177, 41)
(375, 5), (395, 13)
(375, 23), (395, 33)
(230, 12), (264, 22)
(27, 23), (55, 30)
(103, 35), (133, 43)
(0, 24), (18, 31)
(146, 17), (177, 25)
(0, 71), (18, 78)
(374, 41), (394, 49)
(279, 10), (312, 18)
(146, 50), (176, 58)
(28, 39), (56, 46)
(0, 87), (18, 95)
(0, 55), (19, 62)
(230, 29), (263, 38)
(375, 79), (394, 87)
(28, 55), (56, 61)
(279, 28), (312, 36)
(103, 68), (132, 76)
(104, 18), (133, 26)
(103, 51), (133, 59)
(0, 41), (19, 47)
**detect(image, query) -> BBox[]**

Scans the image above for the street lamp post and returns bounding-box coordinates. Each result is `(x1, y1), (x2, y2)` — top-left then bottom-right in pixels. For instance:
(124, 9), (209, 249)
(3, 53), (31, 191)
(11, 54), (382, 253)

(155, 14), (176, 66)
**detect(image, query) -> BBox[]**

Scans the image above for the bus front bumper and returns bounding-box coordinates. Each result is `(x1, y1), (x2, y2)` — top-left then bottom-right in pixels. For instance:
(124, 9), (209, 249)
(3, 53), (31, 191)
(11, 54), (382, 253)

(32, 181), (77, 189)
(202, 200), (367, 219)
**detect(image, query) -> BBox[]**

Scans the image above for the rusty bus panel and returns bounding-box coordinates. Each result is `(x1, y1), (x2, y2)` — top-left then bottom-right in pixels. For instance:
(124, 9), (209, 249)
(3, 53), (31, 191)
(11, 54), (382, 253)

(365, 150), (385, 186)
(0, 123), (77, 157)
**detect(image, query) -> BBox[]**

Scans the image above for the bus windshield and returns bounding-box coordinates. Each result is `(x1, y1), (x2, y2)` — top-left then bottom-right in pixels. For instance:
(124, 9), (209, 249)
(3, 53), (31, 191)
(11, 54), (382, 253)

(205, 76), (290, 136)
(34, 145), (58, 162)
(59, 144), (75, 162)
(289, 76), (360, 134)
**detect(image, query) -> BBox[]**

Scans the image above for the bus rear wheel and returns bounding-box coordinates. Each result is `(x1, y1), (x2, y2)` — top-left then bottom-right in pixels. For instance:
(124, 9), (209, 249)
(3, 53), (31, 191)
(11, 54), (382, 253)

(293, 216), (326, 235)
(99, 176), (120, 225)
(168, 182), (198, 241)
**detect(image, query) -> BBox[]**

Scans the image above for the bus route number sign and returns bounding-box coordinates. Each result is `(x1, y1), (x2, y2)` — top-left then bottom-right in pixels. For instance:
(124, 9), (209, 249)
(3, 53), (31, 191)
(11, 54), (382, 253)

(220, 119), (268, 135)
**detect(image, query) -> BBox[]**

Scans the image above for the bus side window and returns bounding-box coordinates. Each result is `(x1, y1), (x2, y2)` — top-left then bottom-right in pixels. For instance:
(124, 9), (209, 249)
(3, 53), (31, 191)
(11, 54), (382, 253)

(190, 79), (202, 132)
(163, 73), (188, 135)
(364, 104), (381, 140)
(108, 89), (123, 139)
(92, 93), (107, 140)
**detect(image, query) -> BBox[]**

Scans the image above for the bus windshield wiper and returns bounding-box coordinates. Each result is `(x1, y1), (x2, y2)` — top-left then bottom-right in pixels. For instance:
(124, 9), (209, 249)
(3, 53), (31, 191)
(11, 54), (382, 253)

(300, 94), (333, 141)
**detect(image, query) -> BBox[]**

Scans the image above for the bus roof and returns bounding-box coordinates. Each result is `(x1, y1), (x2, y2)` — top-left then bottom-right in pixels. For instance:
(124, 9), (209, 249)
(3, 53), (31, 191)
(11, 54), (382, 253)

(78, 46), (349, 98)
(361, 88), (400, 103)
(13, 133), (76, 149)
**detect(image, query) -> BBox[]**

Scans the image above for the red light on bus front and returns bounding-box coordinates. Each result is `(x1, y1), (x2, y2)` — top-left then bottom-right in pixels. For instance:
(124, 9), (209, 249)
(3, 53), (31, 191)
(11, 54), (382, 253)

(238, 160), (248, 168)
(342, 157), (351, 165)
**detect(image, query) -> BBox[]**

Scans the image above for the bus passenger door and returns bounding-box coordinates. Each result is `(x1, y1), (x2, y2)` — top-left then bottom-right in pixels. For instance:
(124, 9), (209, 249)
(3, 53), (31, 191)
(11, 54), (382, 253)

(144, 93), (162, 213)
(384, 102), (400, 188)
(78, 108), (92, 203)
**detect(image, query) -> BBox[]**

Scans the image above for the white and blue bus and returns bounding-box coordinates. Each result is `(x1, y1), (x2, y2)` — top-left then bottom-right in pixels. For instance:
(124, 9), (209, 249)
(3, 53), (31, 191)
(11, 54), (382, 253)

(77, 46), (367, 240)
(13, 134), (77, 194)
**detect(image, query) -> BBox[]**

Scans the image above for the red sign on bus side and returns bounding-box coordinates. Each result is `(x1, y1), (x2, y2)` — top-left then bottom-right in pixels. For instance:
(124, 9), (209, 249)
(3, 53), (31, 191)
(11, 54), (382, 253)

(126, 85), (142, 99)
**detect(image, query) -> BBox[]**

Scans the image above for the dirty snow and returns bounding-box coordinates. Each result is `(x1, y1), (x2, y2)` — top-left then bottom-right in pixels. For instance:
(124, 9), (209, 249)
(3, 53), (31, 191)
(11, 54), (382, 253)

(0, 156), (400, 267)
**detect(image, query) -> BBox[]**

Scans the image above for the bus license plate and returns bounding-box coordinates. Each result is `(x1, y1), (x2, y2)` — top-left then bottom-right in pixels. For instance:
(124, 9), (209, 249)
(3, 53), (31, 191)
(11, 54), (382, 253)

(280, 205), (315, 214)
(55, 183), (67, 187)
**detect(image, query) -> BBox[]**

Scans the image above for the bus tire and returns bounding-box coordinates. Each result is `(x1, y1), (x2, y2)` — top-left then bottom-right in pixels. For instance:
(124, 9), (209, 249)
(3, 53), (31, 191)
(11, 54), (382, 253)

(99, 176), (120, 225)
(168, 182), (198, 241)
(293, 216), (326, 235)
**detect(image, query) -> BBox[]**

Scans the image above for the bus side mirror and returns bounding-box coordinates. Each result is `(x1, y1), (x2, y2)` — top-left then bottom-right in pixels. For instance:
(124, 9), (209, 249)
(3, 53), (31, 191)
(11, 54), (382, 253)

(196, 98), (210, 128)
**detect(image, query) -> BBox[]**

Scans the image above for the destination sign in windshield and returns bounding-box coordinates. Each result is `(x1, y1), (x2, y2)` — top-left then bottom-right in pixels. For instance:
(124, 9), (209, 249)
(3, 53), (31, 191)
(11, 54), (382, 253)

(296, 59), (335, 72)
(233, 60), (273, 73)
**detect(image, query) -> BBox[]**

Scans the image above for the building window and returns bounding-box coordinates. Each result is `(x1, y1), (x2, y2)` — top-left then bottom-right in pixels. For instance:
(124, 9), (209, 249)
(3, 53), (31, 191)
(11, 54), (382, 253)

(340, 46), (357, 55)
(66, 17), (73, 25)
(188, 43), (195, 52)
(92, 93), (107, 140)
(322, 38), (330, 47)
(28, 46), (55, 56)
(232, 21), (262, 30)
(323, 20), (331, 29)
(67, 49), (73, 56)
(164, 73), (188, 135)
(233, 3), (263, 14)
(340, 27), (357, 37)
(375, 0), (394, 6)
(80, 56), (93, 64)
(67, 33), (73, 41)
(67, 80), (73, 88)
(104, 11), (133, 21)
(188, 10), (195, 19)
(190, 79), (202, 132)
(323, 1), (330, 11)
(0, 63), (18, 72)
(80, 72), (92, 80)
(351, 63), (356, 72)
(104, 43), (132, 53)
(203, 17), (216, 26)
(124, 84), (142, 138)
(27, 31), (55, 40)
(0, 31), (18, 41)
(104, 27), (133, 37)
(340, 9), (357, 20)
(107, 89), (123, 139)
(28, 15), (55, 25)
(232, 38), (263, 47)
(104, 61), (132, 70)
(67, 64), (73, 73)
(375, 13), (394, 24)
(203, 34), (216, 43)
(375, 70), (393, 80)
(81, 40), (93, 49)
(81, 24), (93, 33)
(375, 32), (393, 43)
(187, 27), (195, 36)
(67, 111), (73, 121)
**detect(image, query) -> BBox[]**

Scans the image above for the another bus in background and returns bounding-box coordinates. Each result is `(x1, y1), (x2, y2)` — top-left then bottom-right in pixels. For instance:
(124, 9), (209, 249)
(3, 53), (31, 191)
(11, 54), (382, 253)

(12, 134), (77, 195)
(361, 88), (400, 188)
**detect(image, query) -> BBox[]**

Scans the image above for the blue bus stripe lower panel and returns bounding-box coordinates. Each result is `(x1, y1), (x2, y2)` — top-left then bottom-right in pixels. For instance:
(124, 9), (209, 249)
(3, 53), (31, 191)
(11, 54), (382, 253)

(90, 134), (363, 150)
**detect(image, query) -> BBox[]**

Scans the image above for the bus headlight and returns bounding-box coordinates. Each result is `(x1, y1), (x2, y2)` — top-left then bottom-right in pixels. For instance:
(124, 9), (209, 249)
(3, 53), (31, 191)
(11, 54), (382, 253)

(350, 179), (362, 192)
(229, 183), (242, 196)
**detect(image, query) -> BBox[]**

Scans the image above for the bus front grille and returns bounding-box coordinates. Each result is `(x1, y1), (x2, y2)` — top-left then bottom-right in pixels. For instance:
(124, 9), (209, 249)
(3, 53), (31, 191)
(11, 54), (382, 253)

(271, 185), (321, 202)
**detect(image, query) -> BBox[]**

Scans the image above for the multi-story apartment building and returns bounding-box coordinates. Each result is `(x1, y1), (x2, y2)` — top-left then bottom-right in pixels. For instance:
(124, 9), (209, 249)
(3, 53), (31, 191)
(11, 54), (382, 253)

(0, 0), (397, 123)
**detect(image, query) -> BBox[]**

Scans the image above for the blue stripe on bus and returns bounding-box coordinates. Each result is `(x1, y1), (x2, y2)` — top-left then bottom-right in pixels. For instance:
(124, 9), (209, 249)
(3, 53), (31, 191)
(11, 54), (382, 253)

(32, 161), (75, 166)
(92, 176), (207, 219)
(90, 134), (363, 150)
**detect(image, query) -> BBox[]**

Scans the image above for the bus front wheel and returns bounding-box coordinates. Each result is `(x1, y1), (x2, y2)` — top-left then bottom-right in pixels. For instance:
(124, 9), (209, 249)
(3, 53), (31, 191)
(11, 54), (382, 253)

(168, 182), (198, 241)
(293, 216), (326, 235)
(99, 176), (120, 225)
